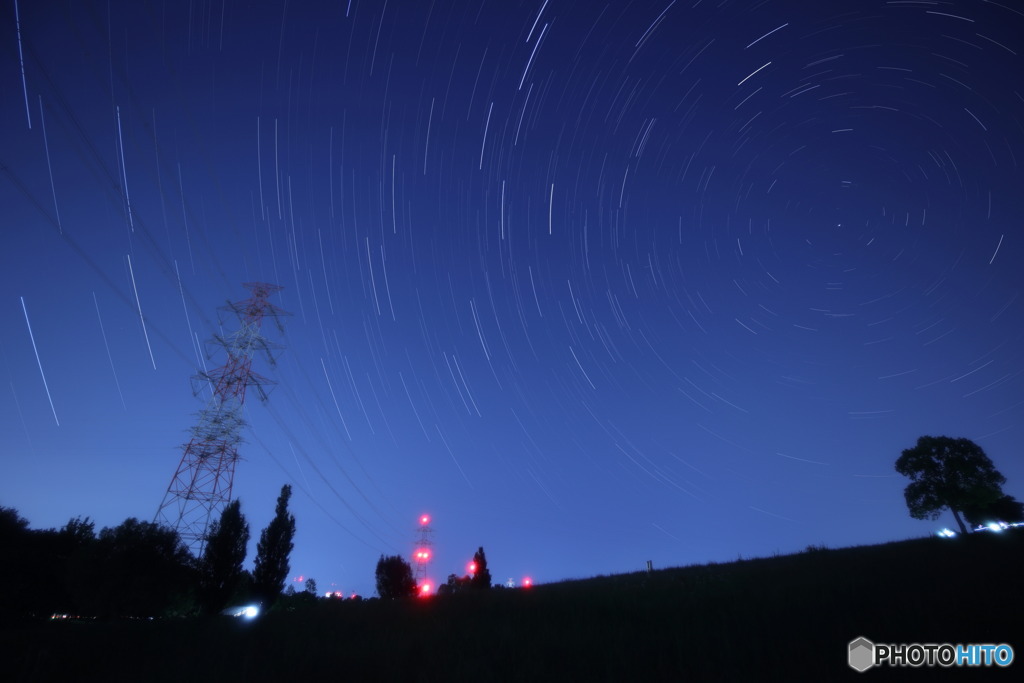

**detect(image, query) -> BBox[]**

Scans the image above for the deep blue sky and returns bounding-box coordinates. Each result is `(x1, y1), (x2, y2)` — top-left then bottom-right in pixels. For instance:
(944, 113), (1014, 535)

(2, 0), (1022, 597)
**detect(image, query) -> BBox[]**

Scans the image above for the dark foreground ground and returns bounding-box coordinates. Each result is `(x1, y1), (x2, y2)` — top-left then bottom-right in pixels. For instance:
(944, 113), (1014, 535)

(3, 529), (1021, 682)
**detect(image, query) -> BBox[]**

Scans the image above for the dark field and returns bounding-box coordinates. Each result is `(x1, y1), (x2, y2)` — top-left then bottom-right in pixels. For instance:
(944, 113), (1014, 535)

(4, 530), (1021, 682)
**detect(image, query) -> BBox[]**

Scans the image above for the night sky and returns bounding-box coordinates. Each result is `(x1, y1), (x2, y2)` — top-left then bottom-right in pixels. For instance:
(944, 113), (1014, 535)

(2, 0), (1022, 598)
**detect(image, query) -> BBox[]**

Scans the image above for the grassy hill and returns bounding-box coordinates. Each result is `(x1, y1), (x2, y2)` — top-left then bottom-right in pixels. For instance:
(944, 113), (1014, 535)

(5, 529), (1021, 681)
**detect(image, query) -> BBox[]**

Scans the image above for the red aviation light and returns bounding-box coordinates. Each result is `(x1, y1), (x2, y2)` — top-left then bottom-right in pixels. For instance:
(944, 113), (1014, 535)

(420, 514), (431, 526)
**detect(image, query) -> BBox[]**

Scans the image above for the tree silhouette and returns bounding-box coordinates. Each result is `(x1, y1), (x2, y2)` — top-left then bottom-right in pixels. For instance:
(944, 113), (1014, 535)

(253, 484), (296, 606)
(47, 517), (97, 615)
(78, 518), (196, 617)
(437, 572), (471, 596)
(895, 436), (1007, 535)
(0, 506), (30, 538)
(0, 509), (104, 618)
(375, 554), (417, 599)
(0, 507), (33, 618)
(962, 494), (1024, 528)
(60, 516), (95, 547)
(470, 547), (492, 589)
(200, 499), (250, 614)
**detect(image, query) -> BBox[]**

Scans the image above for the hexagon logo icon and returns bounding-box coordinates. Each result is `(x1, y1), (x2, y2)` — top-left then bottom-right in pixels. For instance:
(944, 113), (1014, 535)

(849, 637), (875, 672)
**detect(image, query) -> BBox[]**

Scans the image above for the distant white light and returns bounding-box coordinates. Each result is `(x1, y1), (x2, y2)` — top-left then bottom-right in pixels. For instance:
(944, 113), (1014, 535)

(987, 522), (1003, 533)
(937, 528), (956, 538)
(224, 604), (261, 619)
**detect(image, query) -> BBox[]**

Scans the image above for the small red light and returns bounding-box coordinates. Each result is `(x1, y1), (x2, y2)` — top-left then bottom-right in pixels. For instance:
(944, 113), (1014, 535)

(420, 514), (430, 525)
(523, 577), (532, 587)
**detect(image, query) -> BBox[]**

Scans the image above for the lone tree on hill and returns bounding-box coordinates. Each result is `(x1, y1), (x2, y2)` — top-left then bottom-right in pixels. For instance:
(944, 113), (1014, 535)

(375, 554), (417, 599)
(200, 499), (250, 614)
(895, 436), (1008, 535)
(470, 546), (492, 589)
(253, 484), (296, 605)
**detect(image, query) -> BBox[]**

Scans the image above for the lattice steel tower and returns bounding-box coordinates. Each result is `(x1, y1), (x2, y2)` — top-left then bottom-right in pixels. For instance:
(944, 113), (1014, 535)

(155, 282), (289, 555)
(413, 514), (434, 583)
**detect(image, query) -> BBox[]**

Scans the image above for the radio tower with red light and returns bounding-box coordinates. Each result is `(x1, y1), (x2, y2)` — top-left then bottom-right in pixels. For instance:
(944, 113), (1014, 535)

(412, 514), (434, 583)
(155, 282), (289, 555)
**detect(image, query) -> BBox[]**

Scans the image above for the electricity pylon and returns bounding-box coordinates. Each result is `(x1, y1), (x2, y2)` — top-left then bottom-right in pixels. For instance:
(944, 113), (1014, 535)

(155, 282), (289, 555)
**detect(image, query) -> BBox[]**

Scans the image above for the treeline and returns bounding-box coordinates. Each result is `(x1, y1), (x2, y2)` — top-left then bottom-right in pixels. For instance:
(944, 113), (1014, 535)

(0, 510), (195, 619)
(374, 545), (496, 599)
(2, 486), (503, 622)
(0, 484), (298, 621)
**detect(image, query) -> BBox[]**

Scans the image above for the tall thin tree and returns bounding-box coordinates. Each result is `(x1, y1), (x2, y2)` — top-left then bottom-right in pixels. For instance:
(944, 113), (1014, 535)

(200, 499), (250, 613)
(471, 547), (492, 589)
(253, 485), (296, 605)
